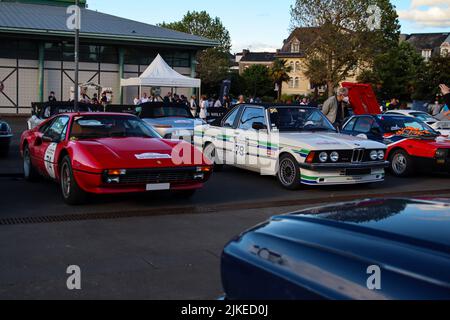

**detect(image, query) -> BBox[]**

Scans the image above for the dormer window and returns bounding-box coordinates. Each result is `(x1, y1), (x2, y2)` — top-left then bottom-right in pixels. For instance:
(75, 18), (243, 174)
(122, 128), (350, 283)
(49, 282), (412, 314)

(291, 41), (300, 53)
(422, 49), (432, 61)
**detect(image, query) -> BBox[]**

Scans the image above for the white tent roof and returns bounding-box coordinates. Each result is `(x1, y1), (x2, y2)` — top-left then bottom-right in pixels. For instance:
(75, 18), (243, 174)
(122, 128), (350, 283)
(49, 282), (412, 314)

(120, 54), (201, 88)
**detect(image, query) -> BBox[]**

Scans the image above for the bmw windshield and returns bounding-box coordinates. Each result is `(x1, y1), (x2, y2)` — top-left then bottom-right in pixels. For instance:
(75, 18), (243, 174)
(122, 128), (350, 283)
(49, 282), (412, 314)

(70, 115), (161, 140)
(268, 107), (336, 132)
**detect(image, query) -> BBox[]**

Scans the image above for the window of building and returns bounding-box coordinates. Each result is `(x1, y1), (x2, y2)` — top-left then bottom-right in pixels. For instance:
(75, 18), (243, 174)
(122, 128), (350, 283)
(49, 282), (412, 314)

(289, 61), (295, 72)
(291, 41), (300, 53)
(289, 77), (295, 88)
(0, 38), (17, 59)
(99, 46), (118, 64)
(18, 40), (38, 60)
(294, 77), (300, 88)
(422, 49), (432, 61)
(44, 42), (62, 61)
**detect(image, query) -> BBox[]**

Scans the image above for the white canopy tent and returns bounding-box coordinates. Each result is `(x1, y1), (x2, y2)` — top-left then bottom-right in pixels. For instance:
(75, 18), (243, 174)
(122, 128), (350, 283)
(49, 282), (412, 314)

(120, 54), (201, 99)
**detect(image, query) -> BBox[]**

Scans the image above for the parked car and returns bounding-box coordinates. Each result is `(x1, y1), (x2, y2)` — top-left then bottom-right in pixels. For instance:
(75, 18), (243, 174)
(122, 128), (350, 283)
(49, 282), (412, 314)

(20, 112), (212, 204)
(27, 102), (92, 130)
(137, 102), (205, 143)
(341, 114), (450, 176)
(221, 198), (450, 300)
(195, 104), (389, 189)
(0, 118), (12, 156)
(385, 109), (437, 125)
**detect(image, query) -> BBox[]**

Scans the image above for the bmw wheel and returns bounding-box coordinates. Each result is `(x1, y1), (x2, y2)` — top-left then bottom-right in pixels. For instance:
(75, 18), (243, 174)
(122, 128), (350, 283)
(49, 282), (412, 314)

(277, 154), (301, 190)
(60, 156), (87, 205)
(204, 143), (223, 172)
(390, 149), (414, 177)
(23, 145), (39, 181)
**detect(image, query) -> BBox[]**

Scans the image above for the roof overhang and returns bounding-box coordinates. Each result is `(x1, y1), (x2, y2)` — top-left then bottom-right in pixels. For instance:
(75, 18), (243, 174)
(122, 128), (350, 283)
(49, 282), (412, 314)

(0, 27), (219, 48)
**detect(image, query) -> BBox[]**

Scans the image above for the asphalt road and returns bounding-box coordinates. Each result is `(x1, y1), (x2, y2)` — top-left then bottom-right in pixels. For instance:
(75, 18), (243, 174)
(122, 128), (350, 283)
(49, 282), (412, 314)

(1, 116), (450, 299)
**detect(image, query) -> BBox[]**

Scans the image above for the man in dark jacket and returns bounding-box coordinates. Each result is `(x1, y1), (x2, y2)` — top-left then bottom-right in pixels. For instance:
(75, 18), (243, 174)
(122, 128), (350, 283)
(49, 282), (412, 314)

(439, 84), (450, 120)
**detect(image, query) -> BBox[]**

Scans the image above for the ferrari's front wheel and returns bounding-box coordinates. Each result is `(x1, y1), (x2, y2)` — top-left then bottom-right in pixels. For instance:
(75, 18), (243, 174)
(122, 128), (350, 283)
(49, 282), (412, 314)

(60, 156), (87, 205)
(23, 145), (39, 181)
(277, 154), (301, 190)
(390, 149), (414, 177)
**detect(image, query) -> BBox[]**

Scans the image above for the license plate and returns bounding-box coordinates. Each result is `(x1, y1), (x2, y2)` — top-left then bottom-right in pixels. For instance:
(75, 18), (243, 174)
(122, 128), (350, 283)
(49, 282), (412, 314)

(146, 183), (170, 191)
(345, 168), (371, 176)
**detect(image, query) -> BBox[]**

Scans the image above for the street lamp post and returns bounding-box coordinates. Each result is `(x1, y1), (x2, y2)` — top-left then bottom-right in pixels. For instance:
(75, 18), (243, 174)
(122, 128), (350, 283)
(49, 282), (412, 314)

(74, 0), (80, 112)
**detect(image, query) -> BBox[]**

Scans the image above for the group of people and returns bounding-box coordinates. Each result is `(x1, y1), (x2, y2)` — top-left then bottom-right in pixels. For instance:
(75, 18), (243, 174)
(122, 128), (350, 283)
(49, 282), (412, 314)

(189, 95), (232, 120)
(48, 91), (111, 106)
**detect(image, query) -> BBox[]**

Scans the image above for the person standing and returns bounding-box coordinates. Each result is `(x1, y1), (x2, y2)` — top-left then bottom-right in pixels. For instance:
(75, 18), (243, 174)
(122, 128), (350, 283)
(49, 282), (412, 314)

(141, 93), (150, 104)
(48, 91), (57, 102)
(199, 95), (208, 121)
(133, 96), (140, 105)
(190, 95), (198, 117)
(437, 84), (450, 120)
(322, 87), (350, 128)
(237, 95), (245, 104)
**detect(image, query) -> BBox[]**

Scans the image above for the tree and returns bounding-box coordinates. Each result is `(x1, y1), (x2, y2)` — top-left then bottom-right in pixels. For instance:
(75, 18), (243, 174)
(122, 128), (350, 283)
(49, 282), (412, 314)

(269, 59), (292, 101)
(195, 49), (231, 96)
(159, 11), (231, 52)
(241, 65), (274, 98)
(358, 41), (425, 101)
(303, 58), (327, 99)
(159, 11), (232, 96)
(290, 0), (400, 96)
(413, 56), (450, 101)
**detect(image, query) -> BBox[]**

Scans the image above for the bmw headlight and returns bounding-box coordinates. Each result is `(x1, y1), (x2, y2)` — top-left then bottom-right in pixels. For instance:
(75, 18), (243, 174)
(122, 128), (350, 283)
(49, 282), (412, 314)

(377, 150), (385, 160)
(319, 152), (328, 163)
(330, 151), (339, 162)
(370, 150), (378, 161)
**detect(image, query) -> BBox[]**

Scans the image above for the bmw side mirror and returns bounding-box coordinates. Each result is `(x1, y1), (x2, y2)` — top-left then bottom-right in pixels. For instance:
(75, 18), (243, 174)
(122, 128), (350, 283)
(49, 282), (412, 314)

(252, 122), (267, 131)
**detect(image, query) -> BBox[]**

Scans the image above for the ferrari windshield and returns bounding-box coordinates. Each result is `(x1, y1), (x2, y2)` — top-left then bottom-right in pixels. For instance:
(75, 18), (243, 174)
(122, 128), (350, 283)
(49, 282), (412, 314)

(70, 115), (160, 140)
(268, 107), (336, 132)
(378, 116), (438, 134)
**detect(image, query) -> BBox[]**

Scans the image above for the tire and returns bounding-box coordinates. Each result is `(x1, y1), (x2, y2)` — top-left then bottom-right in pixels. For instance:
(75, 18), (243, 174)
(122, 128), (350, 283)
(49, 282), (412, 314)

(23, 145), (39, 181)
(60, 156), (87, 205)
(204, 143), (223, 172)
(389, 149), (414, 177)
(277, 154), (301, 190)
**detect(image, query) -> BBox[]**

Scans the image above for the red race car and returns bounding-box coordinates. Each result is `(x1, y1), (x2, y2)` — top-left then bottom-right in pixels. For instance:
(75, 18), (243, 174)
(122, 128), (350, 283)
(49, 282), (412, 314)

(20, 112), (212, 204)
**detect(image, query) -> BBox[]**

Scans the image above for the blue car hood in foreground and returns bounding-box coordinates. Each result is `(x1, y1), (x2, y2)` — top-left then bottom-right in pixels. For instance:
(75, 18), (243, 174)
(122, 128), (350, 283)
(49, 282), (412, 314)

(221, 199), (450, 300)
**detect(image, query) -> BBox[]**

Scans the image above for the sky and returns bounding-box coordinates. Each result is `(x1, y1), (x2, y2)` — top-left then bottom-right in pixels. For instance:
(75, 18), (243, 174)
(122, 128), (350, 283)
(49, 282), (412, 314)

(88, 0), (450, 53)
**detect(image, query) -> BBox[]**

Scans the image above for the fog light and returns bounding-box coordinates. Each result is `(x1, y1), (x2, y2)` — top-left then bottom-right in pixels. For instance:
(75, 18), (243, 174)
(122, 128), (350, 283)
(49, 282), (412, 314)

(194, 173), (205, 180)
(106, 177), (120, 184)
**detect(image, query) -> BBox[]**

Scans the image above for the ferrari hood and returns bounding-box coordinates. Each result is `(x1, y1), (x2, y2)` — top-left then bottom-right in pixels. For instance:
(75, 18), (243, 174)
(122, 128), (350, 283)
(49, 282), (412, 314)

(75, 137), (205, 170)
(278, 132), (386, 150)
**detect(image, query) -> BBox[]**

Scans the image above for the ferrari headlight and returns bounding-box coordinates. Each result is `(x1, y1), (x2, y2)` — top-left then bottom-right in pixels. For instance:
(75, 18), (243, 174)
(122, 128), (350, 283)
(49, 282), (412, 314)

(330, 151), (339, 162)
(377, 150), (385, 160)
(319, 152), (328, 163)
(370, 150), (378, 161)
(435, 149), (447, 159)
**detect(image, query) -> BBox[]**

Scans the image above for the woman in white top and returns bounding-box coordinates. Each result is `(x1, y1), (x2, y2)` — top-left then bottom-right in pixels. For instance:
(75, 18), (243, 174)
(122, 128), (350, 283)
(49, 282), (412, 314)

(199, 95), (208, 120)
(190, 95), (198, 118)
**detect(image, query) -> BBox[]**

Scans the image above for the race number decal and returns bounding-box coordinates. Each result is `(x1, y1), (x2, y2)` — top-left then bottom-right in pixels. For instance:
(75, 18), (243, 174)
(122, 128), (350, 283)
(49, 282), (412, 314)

(44, 143), (58, 179)
(235, 142), (246, 165)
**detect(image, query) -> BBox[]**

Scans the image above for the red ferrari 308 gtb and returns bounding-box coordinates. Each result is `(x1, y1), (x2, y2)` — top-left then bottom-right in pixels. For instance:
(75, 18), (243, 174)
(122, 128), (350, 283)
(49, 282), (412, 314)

(20, 112), (212, 204)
